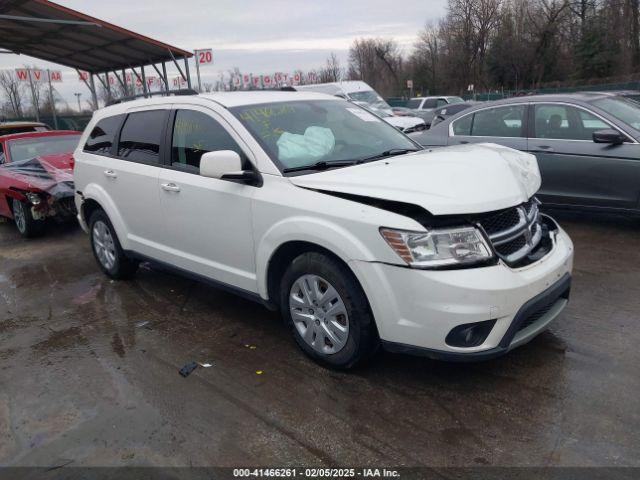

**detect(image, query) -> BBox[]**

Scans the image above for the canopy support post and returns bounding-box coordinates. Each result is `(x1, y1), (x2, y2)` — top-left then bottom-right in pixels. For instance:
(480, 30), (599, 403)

(184, 56), (192, 89)
(162, 61), (169, 93)
(141, 65), (148, 95)
(89, 73), (98, 110)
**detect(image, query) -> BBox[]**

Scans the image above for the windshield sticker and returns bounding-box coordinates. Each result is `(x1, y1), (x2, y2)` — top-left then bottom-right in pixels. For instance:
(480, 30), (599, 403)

(346, 108), (380, 122)
(238, 105), (295, 141)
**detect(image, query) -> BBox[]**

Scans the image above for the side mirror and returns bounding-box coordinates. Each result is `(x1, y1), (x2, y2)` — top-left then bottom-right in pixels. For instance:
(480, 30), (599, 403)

(593, 129), (626, 145)
(200, 150), (243, 179)
(199, 150), (262, 186)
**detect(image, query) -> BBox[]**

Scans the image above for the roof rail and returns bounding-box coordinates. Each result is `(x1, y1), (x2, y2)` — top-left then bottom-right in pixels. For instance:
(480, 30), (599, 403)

(106, 89), (198, 106)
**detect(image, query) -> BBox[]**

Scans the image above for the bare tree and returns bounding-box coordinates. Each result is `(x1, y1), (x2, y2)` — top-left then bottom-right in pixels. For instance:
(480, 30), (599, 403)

(0, 70), (25, 117)
(318, 53), (343, 83)
(348, 38), (404, 96)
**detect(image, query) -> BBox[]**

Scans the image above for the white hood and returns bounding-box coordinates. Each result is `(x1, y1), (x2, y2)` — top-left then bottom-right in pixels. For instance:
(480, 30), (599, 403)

(383, 115), (425, 130)
(289, 143), (541, 216)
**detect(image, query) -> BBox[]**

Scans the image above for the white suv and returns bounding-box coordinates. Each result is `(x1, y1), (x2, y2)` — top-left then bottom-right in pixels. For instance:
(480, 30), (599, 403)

(74, 91), (574, 369)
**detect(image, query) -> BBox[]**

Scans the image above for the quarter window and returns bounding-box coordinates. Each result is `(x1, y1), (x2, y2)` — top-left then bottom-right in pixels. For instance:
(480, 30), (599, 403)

(0, 144), (4, 164)
(406, 99), (422, 109)
(83, 115), (124, 155)
(171, 110), (245, 172)
(533, 104), (614, 140)
(452, 114), (473, 135)
(117, 110), (168, 164)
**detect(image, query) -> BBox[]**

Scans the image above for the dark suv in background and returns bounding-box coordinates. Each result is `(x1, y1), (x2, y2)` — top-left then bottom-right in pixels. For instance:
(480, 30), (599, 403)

(410, 92), (640, 215)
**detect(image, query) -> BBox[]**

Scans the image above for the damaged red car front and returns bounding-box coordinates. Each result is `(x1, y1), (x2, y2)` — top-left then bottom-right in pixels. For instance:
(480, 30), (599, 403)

(0, 131), (81, 237)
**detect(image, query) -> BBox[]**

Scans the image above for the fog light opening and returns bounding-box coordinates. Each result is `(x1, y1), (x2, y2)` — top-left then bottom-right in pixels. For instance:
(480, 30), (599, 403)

(445, 319), (497, 348)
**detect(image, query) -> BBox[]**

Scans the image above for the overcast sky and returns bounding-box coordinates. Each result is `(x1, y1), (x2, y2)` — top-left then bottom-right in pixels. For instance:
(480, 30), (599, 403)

(0, 0), (447, 110)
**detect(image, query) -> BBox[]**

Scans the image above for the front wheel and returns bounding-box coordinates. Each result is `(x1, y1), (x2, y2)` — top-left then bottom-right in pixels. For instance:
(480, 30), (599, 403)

(12, 198), (45, 238)
(280, 252), (379, 369)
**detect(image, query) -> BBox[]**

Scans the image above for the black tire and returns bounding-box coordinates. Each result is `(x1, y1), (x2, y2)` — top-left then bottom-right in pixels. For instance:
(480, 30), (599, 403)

(12, 198), (45, 238)
(280, 251), (379, 369)
(89, 209), (138, 280)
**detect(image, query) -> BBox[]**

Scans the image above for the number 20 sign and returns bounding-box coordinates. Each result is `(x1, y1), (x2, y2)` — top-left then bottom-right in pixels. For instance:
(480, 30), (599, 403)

(196, 49), (213, 65)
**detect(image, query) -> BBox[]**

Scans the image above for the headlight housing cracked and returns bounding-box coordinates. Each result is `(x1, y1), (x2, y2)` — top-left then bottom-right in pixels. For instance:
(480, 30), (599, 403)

(380, 226), (493, 268)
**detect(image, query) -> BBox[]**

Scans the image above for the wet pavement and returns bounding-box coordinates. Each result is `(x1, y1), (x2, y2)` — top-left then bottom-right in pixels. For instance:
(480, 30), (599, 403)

(0, 211), (639, 468)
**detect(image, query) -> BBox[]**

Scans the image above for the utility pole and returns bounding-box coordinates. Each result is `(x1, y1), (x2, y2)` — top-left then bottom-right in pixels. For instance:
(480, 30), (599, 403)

(74, 93), (82, 112)
(27, 69), (40, 122)
(46, 70), (58, 129)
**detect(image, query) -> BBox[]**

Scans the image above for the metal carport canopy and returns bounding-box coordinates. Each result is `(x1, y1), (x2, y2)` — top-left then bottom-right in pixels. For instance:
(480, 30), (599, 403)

(0, 0), (193, 74)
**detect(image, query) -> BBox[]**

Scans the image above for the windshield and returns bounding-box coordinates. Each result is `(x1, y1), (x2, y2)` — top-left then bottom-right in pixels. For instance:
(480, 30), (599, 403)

(590, 97), (640, 129)
(231, 100), (419, 173)
(348, 90), (391, 110)
(8, 135), (80, 163)
(447, 97), (465, 105)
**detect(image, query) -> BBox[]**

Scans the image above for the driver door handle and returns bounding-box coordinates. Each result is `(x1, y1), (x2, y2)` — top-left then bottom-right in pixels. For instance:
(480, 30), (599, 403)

(161, 182), (180, 192)
(103, 169), (117, 179)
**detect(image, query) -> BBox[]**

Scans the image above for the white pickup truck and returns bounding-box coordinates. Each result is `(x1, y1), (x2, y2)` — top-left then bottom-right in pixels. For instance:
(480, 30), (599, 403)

(74, 91), (573, 369)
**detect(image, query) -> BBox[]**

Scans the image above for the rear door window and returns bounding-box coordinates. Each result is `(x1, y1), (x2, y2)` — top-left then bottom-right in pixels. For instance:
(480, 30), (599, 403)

(83, 114), (124, 155)
(422, 98), (438, 109)
(470, 105), (525, 137)
(170, 109), (245, 173)
(406, 99), (422, 109)
(117, 110), (168, 164)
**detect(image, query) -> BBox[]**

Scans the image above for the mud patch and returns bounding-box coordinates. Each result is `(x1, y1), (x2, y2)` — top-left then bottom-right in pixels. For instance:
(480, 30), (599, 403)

(31, 326), (87, 354)
(0, 348), (18, 360)
(111, 332), (125, 358)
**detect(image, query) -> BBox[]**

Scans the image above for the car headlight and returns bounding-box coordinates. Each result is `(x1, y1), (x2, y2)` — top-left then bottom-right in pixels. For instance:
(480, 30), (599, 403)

(380, 226), (493, 268)
(25, 192), (41, 205)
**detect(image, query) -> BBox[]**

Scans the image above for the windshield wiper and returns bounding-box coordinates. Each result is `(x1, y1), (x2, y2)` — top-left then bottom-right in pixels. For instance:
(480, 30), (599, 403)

(358, 148), (421, 163)
(282, 160), (358, 173)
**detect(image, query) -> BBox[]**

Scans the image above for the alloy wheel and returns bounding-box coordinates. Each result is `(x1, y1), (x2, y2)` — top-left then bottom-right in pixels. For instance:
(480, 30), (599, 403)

(13, 200), (26, 234)
(92, 220), (116, 270)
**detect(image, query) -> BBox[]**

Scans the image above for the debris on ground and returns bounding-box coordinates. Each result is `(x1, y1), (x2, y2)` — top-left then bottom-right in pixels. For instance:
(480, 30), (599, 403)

(244, 344), (257, 349)
(256, 370), (263, 375)
(199, 362), (213, 368)
(179, 362), (198, 377)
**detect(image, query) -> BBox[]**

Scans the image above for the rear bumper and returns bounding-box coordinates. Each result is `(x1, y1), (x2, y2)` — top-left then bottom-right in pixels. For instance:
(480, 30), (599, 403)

(381, 273), (571, 361)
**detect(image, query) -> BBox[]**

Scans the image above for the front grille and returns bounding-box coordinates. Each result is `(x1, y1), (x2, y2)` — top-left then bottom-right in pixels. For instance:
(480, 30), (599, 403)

(478, 197), (544, 267)
(480, 208), (521, 235)
(495, 235), (527, 257)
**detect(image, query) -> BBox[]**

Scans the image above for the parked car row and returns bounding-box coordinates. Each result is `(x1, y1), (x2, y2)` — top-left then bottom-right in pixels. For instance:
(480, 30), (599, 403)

(410, 92), (640, 215)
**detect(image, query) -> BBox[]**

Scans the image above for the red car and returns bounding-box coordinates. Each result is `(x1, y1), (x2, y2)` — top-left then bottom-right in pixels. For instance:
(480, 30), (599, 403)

(0, 130), (81, 237)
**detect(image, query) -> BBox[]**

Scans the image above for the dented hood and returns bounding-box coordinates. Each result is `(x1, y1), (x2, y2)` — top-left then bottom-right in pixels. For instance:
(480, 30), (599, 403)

(289, 143), (541, 215)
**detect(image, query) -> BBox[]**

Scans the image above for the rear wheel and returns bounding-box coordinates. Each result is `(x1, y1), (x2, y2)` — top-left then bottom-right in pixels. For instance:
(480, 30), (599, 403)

(89, 209), (138, 279)
(12, 198), (45, 238)
(280, 252), (378, 369)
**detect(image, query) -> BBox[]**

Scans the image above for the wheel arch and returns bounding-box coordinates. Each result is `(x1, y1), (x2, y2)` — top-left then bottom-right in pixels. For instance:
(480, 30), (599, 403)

(79, 184), (130, 249)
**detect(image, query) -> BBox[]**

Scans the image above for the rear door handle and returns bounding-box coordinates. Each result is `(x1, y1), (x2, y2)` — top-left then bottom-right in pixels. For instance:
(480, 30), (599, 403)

(161, 182), (180, 192)
(103, 169), (117, 179)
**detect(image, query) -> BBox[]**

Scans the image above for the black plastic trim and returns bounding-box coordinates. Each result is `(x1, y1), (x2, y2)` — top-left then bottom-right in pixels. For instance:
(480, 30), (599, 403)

(124, 251), (278, 311)
(382, 273), (572, 362)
